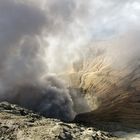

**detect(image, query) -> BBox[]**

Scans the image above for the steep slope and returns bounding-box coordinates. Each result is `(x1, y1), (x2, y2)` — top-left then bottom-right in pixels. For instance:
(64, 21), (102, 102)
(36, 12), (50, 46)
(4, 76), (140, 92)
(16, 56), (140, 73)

(68, 56), (140, 128)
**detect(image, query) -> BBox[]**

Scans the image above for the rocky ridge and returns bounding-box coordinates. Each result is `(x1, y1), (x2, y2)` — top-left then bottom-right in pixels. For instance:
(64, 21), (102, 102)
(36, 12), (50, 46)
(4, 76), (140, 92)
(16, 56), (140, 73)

(0, 102), (116, 140)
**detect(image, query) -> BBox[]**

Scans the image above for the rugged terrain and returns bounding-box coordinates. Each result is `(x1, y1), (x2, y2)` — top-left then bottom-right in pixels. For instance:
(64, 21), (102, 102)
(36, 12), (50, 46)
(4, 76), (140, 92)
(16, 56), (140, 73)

(0, 102), (116, 140)
(0, 56), (140, 139)
(67, 55), (140, 128)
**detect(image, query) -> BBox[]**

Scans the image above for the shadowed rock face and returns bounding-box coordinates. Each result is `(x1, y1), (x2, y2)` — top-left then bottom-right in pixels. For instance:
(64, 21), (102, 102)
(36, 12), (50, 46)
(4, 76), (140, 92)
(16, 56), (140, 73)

(68, 56), (140, 128)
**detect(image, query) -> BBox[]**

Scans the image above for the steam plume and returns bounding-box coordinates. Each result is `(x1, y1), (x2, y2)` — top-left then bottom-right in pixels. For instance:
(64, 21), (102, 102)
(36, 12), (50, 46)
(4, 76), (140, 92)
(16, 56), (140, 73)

(0, 0), (90, 121)
(0, 0), (140, 125)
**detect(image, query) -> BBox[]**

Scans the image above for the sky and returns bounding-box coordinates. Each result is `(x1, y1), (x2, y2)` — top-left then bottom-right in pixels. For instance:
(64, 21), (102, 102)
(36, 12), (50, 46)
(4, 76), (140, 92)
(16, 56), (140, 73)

(0, 0), (139, 86)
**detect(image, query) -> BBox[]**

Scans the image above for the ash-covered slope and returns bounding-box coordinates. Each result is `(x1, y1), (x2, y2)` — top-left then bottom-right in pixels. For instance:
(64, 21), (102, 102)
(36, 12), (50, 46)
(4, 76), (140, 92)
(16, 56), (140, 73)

(68, 56), (140, 128)
(0, 102), (115, 140)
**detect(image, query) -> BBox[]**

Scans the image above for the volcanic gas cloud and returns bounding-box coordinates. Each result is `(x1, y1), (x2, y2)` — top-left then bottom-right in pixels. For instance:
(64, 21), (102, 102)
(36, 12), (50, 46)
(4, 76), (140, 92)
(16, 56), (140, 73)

(0, 0), (140, 125)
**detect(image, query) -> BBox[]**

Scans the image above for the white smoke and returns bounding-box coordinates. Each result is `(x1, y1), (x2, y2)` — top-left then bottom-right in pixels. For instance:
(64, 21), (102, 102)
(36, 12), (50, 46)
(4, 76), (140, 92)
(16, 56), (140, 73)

(0, 0), (140, 125)
(0, 0), (91, 121)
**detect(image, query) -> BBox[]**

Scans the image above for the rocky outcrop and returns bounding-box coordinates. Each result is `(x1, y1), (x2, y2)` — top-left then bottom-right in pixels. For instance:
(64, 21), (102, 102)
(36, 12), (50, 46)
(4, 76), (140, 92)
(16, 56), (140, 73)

(0, 102), (116, 140)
